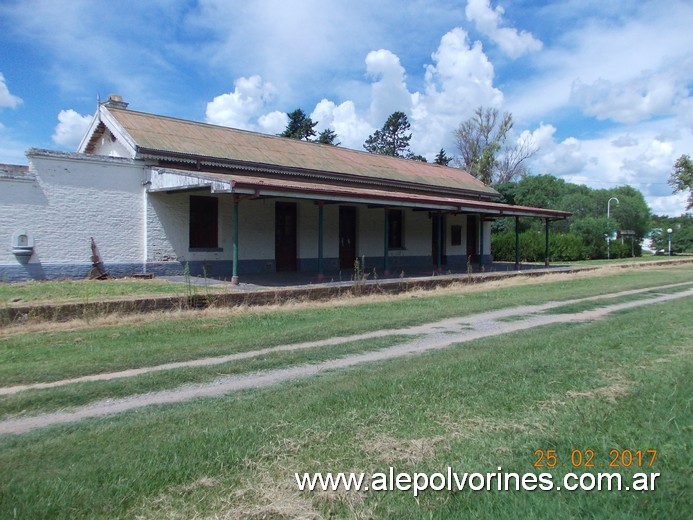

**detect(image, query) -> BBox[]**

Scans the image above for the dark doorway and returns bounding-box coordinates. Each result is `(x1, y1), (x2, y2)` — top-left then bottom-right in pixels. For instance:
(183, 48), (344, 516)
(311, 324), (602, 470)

(432, 213), (447, 266)
(339, 206), (357, 269)
(189, 196), (218, 249)
(466, 215), (478, 262)
(275, 202), (297, 271)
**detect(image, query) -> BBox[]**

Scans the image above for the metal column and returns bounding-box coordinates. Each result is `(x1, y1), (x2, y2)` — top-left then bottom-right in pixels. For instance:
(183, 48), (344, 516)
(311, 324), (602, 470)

(544, 218), (550, 267)
(231, 197), (239, 285)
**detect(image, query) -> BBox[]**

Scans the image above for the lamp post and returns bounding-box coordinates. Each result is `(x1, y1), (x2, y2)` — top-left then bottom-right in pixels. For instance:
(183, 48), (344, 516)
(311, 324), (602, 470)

(607, 197), (619, 260)
(667, 228), (673, 256)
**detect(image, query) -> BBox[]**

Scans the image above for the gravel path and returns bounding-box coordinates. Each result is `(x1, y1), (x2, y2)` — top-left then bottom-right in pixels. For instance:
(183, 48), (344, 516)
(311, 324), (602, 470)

(1, 283), (691, 435)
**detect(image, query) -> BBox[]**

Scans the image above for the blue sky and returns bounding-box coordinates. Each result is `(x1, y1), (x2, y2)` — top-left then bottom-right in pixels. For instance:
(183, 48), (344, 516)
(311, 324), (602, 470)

(1, 0), (691, 215)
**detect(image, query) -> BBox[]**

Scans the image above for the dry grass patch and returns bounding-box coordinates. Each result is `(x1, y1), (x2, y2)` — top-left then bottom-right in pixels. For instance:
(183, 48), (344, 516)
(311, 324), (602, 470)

(225, 473), (325, 520)
(566, 382), (630, 403)
(362, 432), (447, 465)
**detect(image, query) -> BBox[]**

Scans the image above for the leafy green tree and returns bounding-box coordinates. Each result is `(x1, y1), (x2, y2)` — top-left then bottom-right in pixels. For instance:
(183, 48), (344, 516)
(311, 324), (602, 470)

(569, 216), (614, 259)
(670, 154), (693, 210)
(363, 111), (413, 157)
(650, 214), (693, 253)
(434, 148), (452, 166)
(606, 185), (651, 241)
(317, 128), (340, 146)
(407, 153), (428, 162)
(492, 174), (652, 259)
(280, 108), (318, 141)
(454, 106), (536, 185)
(511, 174), (568, 210)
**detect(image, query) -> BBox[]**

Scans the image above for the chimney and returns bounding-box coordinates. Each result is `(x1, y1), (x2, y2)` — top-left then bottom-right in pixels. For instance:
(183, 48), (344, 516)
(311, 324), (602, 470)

(103, 94), (129, 109)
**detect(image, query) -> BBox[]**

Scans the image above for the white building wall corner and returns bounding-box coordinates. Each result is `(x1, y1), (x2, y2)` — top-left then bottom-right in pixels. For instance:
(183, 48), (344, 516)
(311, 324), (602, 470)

(0, 151), (147, 280)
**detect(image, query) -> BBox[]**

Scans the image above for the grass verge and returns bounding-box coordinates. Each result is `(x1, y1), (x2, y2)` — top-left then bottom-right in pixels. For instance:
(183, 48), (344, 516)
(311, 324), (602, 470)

(0, 277), (227, 306)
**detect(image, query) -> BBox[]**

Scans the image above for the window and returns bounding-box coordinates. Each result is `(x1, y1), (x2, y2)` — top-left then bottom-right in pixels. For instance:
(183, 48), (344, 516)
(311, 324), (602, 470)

(451, 225), (462, 246)
(189, 196), (219, 249)
(388, 209), (404, 249)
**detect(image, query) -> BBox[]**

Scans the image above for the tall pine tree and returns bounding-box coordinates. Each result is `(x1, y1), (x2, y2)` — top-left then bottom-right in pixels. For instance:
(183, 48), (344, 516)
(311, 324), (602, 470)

(280, 108), (318, 141)
(363, 111), (412, 157)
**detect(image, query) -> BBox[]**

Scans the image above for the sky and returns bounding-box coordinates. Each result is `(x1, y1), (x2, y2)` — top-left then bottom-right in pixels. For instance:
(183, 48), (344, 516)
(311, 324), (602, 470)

(0, 0), (691, 216)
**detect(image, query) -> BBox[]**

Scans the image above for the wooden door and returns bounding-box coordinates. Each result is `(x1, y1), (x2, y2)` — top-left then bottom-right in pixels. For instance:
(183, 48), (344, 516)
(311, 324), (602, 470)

(432, 214), (447, 266)
(466, 215), (478, 262)
(339, 206), (357, 269)
(275, 202), (297, 271)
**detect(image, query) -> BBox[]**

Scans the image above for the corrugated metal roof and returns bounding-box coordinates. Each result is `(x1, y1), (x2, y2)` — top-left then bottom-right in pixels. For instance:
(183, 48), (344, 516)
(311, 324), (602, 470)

(153, 167), (572, 219)
(106, 107), (499, 198)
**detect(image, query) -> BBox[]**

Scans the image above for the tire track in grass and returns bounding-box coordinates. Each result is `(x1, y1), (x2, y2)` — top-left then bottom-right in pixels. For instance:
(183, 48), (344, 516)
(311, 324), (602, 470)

(2, 281), (690, 396)
(0, 287), (691, 435)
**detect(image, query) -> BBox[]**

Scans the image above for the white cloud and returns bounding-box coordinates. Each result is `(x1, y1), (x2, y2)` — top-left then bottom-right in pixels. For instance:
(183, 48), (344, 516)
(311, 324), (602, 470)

(208, 27), (508, 160)
(413, 28), (503, 157)
(311, 99), (373, 150)
(571, 72), (687, 124)
(529, 124), (595, 177)
(365, 49), (413, 126)
(648, 193), (689, 216)
(507, 1), (693, 124)
(0, 72), (22, 109)
(52, 109), (91, 149)
(257, 111), (288, 135)
(205, 75), (278, 131)
(611, 135), (639, 148)
(465, 0), (542, 59)
(528, 118), (692, 215)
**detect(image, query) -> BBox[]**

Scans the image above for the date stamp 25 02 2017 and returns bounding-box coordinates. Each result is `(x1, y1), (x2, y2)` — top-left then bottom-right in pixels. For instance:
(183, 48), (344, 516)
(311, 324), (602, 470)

(533, 449), (657, 469)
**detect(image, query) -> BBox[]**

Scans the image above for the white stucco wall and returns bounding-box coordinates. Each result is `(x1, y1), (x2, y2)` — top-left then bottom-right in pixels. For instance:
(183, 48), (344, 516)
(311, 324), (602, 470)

(90, 132), (132, 158)
(448, 213), (467, 258)
(1, 151), (145, 275)
(482, 219), (491, 255)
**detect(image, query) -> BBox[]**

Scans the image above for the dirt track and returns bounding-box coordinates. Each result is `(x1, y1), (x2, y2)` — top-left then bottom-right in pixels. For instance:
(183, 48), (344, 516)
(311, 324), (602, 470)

(1, 282), (691, 435)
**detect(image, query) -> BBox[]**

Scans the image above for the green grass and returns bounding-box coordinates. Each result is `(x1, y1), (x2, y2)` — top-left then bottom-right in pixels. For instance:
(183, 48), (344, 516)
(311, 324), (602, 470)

(543, 283), (693, 315)
(2, 265), (692, 387)
(0, 297), (690, 518)
(0, 277), (227, 305)
(0, 335), (414, 420)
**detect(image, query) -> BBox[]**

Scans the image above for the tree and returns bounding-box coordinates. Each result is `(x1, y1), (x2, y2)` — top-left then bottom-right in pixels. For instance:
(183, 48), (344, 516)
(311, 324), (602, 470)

(670, 154), (693, 210)
(363, 111), (412, 157)
(317, 128), (340, 146)
(280, 108), (317, 141)
(434, 148), (452, 166)
(453, 106), (536, 185)
(492, 174), (652, 258)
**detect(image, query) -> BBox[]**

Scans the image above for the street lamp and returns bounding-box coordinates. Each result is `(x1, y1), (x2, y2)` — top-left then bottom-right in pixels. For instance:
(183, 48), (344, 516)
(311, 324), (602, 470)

(667, 228), (673, 256)
(607, 197), (619, 259)
(607, 197), (619, 219)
